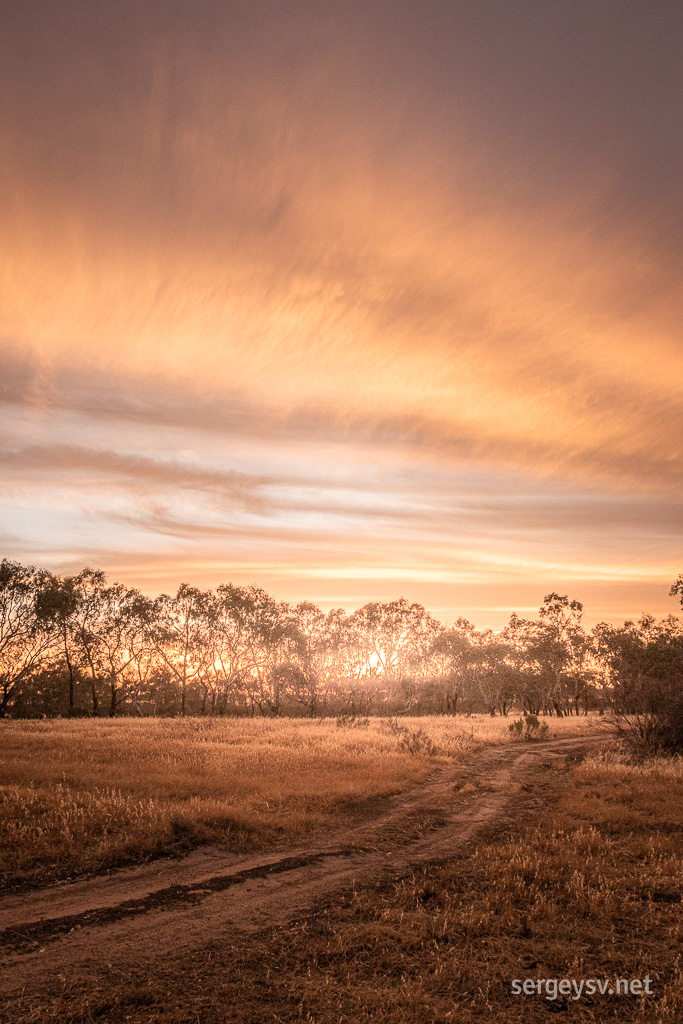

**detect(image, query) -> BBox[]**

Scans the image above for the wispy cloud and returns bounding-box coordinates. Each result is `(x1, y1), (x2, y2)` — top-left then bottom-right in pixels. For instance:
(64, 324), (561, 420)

(0, 0), (681, 625)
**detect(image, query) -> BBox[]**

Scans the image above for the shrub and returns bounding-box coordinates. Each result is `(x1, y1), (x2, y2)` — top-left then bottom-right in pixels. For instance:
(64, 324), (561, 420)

(383, 718), (440, 756)
(508, 713), (550, 741)
(609, 678), (683, 758)
(335, 714), (370, 729)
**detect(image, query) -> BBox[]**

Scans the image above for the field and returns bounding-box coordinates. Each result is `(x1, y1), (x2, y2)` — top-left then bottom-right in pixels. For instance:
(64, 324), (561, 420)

(243, 749), (682, 1023)
(0, 714), (603, 890)
(2, 726), (682, 1023)
(184, 749), (680, 1023)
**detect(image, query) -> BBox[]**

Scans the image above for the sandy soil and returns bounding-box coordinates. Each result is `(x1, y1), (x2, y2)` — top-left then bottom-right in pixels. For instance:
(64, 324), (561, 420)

(0, 734), (600, 998)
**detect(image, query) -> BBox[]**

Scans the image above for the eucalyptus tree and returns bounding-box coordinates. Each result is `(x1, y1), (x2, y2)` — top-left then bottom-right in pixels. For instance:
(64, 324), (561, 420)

(349, 599), (441, 682)
(314, 607), (380, 714)
(499, 612), (545, 714)
(96, 584), (150, 716)
(215, 584), (305, 715)
(593, 613), (683, 753)
(427, 619), (475, 714)
(252, 598), (307, 716)
(287, 601), (329, 716)
(0, 559), (55, 716)
(148, 584), (218, 716)
(38, 569), (151, 716)
(56, 568), (110, 715)
(126, 619), (157, 716)
(213, 583), (259, 712)
(470, 632), (517, 716)
(35, 570), (84, 713)
(526, 594), (588, 715)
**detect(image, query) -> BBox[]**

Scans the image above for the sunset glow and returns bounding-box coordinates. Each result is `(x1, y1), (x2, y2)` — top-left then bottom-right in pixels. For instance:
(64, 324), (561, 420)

(1, 0), (681, 627)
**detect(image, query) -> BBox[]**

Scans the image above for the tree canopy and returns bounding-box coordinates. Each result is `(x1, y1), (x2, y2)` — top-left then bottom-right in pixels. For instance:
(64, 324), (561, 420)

(2, 558), (681, 724)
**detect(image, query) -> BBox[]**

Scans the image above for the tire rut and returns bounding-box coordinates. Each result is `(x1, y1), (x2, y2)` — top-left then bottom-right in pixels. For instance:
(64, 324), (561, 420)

(0, 734), (600, 996)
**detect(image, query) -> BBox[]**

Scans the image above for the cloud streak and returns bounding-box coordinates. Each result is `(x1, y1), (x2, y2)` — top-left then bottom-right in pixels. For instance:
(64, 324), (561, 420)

(0, 0), (681, 625)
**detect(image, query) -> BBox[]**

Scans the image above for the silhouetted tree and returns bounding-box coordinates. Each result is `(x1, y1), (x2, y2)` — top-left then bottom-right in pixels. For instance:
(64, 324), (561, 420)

(594, 613), (683, 754)
(148, 584), (217, 717)
(3, 558), (682, 724)
(0, 559), (55, 716)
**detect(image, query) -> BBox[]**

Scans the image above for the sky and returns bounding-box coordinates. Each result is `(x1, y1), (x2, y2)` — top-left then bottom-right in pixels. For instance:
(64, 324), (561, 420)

(1, 0), (681, 629)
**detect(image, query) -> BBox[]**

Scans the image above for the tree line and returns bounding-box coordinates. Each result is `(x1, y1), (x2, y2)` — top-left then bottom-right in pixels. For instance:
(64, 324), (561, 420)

(1, 559), (682, 723)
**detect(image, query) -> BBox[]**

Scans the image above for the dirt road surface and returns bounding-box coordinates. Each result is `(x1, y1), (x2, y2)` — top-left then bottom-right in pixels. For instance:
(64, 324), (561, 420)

(0, 734), (600, 998)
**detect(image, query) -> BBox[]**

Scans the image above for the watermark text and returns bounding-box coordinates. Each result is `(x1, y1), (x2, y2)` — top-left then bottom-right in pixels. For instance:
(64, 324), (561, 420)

(511, 976), (654, 1001)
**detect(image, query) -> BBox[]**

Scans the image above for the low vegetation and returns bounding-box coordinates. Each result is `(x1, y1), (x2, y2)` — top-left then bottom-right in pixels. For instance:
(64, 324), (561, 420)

(0, 714), (601, 889)
(4, 743), (681, 1023)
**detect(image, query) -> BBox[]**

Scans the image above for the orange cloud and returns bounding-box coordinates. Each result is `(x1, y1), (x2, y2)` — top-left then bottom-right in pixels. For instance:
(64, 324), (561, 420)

(0, 0), (681, 625)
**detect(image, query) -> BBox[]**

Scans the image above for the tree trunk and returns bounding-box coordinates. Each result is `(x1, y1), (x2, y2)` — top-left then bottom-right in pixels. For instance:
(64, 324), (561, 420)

(0, 685), (11, 717)
(109, 679), (118, 717)
(83, 644), (99, 716)
(64, 640), (75, 714)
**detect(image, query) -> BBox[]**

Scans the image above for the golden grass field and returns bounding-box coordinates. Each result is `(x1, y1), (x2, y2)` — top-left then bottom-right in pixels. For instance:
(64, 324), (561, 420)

(240, 748), (680, 1023)
(0, 713), (604, 890)
(4, 739), (682, 1023)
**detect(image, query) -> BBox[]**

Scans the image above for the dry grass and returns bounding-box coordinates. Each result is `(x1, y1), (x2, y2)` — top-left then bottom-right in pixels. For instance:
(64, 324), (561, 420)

(3, 739), (680, 1023)
(252, 748), (680, 1023)
(0, 713), (602, 889)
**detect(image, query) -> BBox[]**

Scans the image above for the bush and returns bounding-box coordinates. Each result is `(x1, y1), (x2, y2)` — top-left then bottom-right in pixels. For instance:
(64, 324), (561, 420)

(383, 717), (440, 756)
(508, 713), (550, 741)
(335, 714), (370, 729)
(610, 677), (683, 758)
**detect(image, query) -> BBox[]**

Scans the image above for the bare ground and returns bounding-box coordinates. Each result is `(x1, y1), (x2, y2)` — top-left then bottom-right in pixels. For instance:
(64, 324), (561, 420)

(0, 734), (600, 1000)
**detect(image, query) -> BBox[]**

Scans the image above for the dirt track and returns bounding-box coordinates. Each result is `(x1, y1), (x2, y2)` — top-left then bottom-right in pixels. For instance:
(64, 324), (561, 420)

(0, 735), (599, 997)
